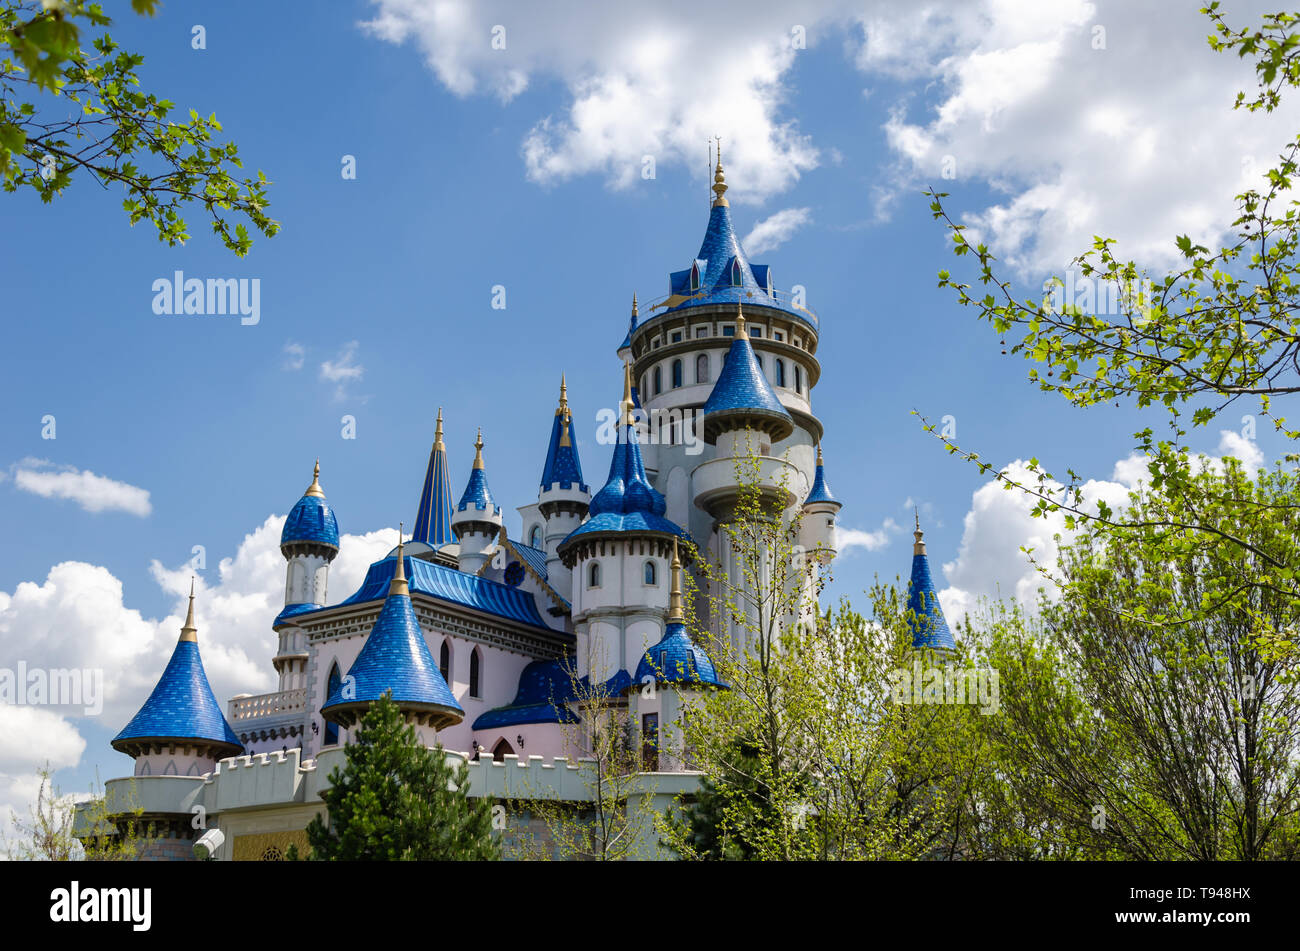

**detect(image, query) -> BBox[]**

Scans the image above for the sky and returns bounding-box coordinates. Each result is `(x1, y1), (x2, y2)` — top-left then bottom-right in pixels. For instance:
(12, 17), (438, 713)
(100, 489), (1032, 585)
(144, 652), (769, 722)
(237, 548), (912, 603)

(0, 0), (1293, 821)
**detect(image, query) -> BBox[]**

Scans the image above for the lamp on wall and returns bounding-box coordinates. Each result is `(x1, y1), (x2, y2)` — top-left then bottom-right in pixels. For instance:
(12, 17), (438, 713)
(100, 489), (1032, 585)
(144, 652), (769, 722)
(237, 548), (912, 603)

(311, 721), (319, 735)
(517, 735), (525, 749)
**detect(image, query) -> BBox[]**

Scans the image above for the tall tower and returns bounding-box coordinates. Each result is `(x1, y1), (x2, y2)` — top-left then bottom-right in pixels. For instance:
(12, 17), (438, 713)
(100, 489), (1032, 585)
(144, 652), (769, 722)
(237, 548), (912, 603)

(452, 429), (503, 574)
(537, 375), (590, 596)
(412, 408), (457, 565)
(908, 515), (956, 651)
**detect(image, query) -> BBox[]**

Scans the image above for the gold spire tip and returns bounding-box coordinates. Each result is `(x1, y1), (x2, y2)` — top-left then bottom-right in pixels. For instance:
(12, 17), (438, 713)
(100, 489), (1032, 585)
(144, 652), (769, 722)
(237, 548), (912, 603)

(473, 429), (485, 469)
(390, 522), (409, 595)
(632, 293), (639, 318)
(913, 509), (926, 556)
(434, 408), (445, 451)
(668, 537), (684, 624)
(711, 137), (729, 207)
(305, 459), (324, 498)
(621, 361), (635, 426)
(817, 443), (824, 467)
(180, 577), (198, 642)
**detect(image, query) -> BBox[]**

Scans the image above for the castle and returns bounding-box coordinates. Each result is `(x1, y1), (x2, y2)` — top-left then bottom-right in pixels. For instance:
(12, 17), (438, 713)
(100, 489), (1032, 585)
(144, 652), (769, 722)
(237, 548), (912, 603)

(88, 159), (954, 860)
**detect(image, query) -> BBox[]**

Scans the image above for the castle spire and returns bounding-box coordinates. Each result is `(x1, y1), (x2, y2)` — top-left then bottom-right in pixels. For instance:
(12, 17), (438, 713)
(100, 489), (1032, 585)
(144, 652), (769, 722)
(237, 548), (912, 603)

(668, 538), (684, 623)
(305, 459), (324, 498)
(621, 360), (635, 426)
(473, 428), (485, 470)
(913, 509), (926, 556)
(180, 577), (198, 642)
(413, 410), (455, 547)
(390, 523), (409, 597)
(712, 138), (729, 207)
(434, 407), (445, 451)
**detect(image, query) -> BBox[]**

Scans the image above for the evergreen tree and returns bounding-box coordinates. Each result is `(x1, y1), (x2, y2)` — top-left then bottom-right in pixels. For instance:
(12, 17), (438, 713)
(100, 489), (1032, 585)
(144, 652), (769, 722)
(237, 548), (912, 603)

(304, 693), (499, 861)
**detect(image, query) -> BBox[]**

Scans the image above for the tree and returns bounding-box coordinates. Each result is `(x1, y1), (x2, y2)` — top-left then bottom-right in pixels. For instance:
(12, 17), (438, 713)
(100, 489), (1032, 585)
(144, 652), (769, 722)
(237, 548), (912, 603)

(5, 764), (159, 861)
(922, 3), (1300, 636)
(2, 0), (277, 254)
(962, 460), (1300, 860)
(304, 692), (500, 861)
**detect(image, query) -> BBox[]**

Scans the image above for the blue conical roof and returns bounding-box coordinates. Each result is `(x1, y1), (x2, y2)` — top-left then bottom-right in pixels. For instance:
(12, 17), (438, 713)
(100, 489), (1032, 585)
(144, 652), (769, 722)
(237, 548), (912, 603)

(456, 431), (497, 513)
(540, 381), (587, 492)
(907, 526), (955, 650)
(805, 448), (840, 507)
(322, 550), (463, 725)
(281, 461), (339, 551)
(113, 591), (242, 756)
(702, 310), (794, 441)
(635, 621), (726, 689)
(413, 411), (455, 547)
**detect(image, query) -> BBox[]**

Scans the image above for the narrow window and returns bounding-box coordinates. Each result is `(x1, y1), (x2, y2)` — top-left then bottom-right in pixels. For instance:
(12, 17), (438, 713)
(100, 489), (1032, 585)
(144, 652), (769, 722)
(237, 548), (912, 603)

(654, 366), (662, 395)
(323, 663), (341, 746)
(776, 359), (786, 387)
(696, 353), (709, 384)
(439, 640), (451, 682)
(731, 259), (742, 286)
(644, 560), (657, 585)
(469, 648), (482, 699)
(529, 525), (542, 548)
(642, 713), (659, 771)
(589, 561), (601, 588)
(795, 365), (802, 393)
(671, 359), (683, 388)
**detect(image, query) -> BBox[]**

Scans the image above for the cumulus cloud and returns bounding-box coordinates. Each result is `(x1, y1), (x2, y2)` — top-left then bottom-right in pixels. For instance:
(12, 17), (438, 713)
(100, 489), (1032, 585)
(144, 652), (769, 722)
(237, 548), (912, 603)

(836, 517), (902, 555)
(743, 207), (813, 255)
(319, 340), (365, 401)
(10, 459), (151, 516)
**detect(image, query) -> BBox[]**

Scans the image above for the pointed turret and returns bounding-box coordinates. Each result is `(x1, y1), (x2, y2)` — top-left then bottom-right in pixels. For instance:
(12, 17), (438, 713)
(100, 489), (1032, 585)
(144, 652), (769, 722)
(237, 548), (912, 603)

(538, 376), (591, 593)
(412, 408), (455, 549)
(618, 294), (638, 358)
(635, 539), (726, 689)
(804, 444), (839, 508)
(907, 514), (955, 651)
(280, 460), (340, 608)
(452, 429), (503, 573)
(321, 530), (463, 730)
(113, 582), (243, 765)
(701, 302), (794, 443)
(540, 376), (587, 493)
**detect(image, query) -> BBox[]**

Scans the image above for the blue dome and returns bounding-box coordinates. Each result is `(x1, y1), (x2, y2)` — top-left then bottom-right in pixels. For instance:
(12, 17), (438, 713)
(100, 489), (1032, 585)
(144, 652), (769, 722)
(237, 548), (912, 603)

(322, 556), (463, 726)
(908, 535), (955, 651)
(281, 463), (339, 552)
(634, 621), (727, 689)
(113, 598), (242, 757)
(473, 658), (582, 730)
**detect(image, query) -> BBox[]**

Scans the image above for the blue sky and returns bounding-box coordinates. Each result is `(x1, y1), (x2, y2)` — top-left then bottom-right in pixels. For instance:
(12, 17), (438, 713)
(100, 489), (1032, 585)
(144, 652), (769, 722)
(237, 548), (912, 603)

(0, 0), (1288, 810)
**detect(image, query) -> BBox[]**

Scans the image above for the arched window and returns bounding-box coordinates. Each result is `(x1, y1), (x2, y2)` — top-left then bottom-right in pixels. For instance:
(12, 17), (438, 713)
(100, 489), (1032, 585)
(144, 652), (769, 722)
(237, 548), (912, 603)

(653, 366), (662, 395)
(696, 353), (709, 384)
(492, 738), (515, 763)
(756, 354), (764, 371)
(671, 359), (682, 388)
(323, 663), (340, 746)
(776, 359), (786, 387)
(529, 525), (542, 548)
(439, 639), (451, 682)
(794, 365), (802, 393)
(731, 259), (742, 286)
(469, 648), (482, 699)
(644, 560), (657, 585)
(589, 561), (601, 588)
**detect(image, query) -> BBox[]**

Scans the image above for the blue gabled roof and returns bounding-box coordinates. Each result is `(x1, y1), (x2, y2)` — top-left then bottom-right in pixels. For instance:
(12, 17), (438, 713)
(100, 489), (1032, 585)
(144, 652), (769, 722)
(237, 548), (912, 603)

(908, 539), (955, 651)
(634, 621), (727, 689)
(282, 465), (339, 551)
(513, 542), (549, 583)
(274, 602), (318, 627)
(413, 415), (455, 547)
(473, 658), (581, 729)
(113, 600), (241, 755)
(322, 568), (462, 717)
(805, 459), (838, 506)
(702, 319), (794, 435)
(339, 554), (555, 631)
(562, 419), (689, 546)
(540, 410), (587, 492)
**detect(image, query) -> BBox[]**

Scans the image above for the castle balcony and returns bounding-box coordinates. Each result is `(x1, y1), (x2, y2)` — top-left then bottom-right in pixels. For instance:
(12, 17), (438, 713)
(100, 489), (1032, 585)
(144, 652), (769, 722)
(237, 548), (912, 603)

(691, 454), (801, 519)
(228, 687), (307, 723)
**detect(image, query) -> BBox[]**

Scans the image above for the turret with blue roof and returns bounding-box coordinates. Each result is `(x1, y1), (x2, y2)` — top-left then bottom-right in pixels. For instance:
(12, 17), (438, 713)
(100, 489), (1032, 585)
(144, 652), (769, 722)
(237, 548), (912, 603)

(907, 514), (955, 651)
(634, 540), (726, 690)
(113, 582), (243, 762)
(412, 408), (455, 551)
(701, 302), (794, 444)
(804, 444), (839, 508)
(321, 530), (464, 730)
(281, 460), (339, 555)
(540, 376), (587, 494)
(452, 429), (504, 574)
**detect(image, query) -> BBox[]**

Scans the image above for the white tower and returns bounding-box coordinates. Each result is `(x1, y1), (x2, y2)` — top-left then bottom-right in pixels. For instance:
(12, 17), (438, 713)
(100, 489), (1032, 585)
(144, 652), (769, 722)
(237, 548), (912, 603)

(452, 429), (504, 575)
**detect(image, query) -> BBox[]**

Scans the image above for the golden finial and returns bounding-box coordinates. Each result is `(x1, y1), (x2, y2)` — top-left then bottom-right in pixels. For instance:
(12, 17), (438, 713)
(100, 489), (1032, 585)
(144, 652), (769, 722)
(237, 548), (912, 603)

(817, 443), (824, 467)
(913, 509), (927, 556)
(621, 361), (635, 426)
(556, 374), (569, 416)
(631, 293), (639, 319)
(712, 137), (729, 207)
(179, 577), (198, 642)
(558, 374), (573, 447)
(735, 300), (746, 336)
(668, 538), (684, 624)
(305, 459), (324, 498)
(433, 408), (445, 451)
(472, 429), (485, 470)
(390, 523), (409, 596)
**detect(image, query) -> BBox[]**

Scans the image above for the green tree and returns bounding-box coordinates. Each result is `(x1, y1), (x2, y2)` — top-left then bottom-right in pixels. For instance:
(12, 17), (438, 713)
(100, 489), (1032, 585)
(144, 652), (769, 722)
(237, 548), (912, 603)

(6, 764), (160, 861)
(305, 693), (500, 861)
(922, 3), (1300, 639)
(2, 0), (277, 254)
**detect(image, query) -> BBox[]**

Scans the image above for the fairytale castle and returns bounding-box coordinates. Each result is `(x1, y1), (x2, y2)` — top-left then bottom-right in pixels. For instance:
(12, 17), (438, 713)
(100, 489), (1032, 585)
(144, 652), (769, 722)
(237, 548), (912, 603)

(90, 160), (954, 860)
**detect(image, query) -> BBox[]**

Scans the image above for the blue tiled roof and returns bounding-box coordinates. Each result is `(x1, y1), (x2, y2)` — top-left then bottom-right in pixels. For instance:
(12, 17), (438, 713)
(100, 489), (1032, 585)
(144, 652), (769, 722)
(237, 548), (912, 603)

(634, 621), (727, 689)
(473, 658), (581, 729)
(582, 668), (633, 699)
(562, 421), (689, 545)
(513, 542), (549, 583)
(661, 203), (812, 326)
(113, 639), (242, 753)
(702, 329), (793, 433)
(805, 462), (838, 506)
(338, 555), (555, 631)
(281, 493), (339, 550)
(457, 467), (495, 512)
(540, 412), (587, 492)
(273, 602), (318, 627)
(322, 582), (462, 716)
(908, 552), (956, 650)
(413, 439), (455, 547)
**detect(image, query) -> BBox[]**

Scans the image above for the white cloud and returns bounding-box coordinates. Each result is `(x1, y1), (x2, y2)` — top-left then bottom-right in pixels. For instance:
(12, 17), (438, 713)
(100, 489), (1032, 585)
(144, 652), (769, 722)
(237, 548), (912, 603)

(836, 517), (901, 555)
(283, 341), (305, 371)
(319, 340), (365, 401)
(1216, 429), (1264, 472)
(868, 0), (1293, 274)
(743, 207), (813, 255)
(10, 460), (151, 516)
